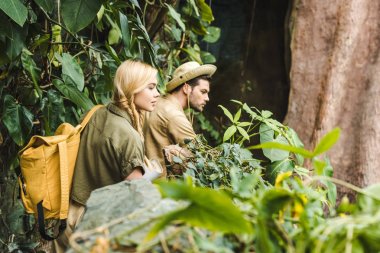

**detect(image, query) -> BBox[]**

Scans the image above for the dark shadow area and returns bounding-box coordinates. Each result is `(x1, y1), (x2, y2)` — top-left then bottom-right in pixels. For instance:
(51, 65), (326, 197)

(200, 0), (291, 144)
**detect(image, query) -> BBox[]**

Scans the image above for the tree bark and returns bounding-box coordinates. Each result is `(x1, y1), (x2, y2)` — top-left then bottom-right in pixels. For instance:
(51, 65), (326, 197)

(285, 0), (380, 191)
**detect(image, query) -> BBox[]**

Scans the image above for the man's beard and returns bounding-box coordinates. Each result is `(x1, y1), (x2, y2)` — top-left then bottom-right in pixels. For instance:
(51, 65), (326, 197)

(189, 100), (203, 112)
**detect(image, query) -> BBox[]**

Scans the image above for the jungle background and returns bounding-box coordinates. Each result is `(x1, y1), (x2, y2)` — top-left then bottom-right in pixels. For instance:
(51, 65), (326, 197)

(1, 0), (380, 252)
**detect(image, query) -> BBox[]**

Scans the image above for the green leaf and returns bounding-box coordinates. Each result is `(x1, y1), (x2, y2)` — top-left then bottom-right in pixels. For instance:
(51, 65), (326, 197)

(260, 188), (293, 217)
(288, 128), (304, 165)
(128, 0), (141, 9)
(223, 125), (237, 142)
(248, 142), (314, 158)
(313, 128), (341, 156)
(145, 208), (185, 242)
(237, 126), (249, 140)
(2, 95), (33, 146)
(358, 184), (380, 213)
(218, 105), (234, 122)
(203, 26), (220, 43)
(237, 122), (251, 127)
(34, 0), (54, 13)
(108, 27), (121, 45)
(0, 0), (27, 27)
(263, 135), (289, 162)
(188, 0), (200, 16)
(21, 49), (42, 97)
(233, 109), (241, 123)
(259, 123), (273, 142)
(197, 0), (214, 22)
(119, 12), (130, 49)
(167, 25), (181, 42)
(268, 159), (294, 183)
(17, 86), (39, 106)
(181, 46), (202, 63)
(61, 53), (85, 91)
(52, 79), (93, 111)
(146, 181), (253, 240)
(200, 51), (216, 64)
(261, 110), (273, 119)
(105, 43), (121, 65)
(166, 4), (185, 31)
(242, 103), (258, 118)
(41, 90), (65, 135)
(5, 22), (27, 60)
(61, 0), (102, 33)
(235, 172), (261, 198)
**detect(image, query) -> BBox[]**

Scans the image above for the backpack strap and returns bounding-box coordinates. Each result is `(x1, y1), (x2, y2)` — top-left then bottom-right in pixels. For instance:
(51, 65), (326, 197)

(79, 104), (104, 132)
(37, 201), (66, 241)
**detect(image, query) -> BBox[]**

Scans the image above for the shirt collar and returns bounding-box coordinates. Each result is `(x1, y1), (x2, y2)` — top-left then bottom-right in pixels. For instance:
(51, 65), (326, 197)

(107, 103), (133, 125)
(165, 94), (183, 111)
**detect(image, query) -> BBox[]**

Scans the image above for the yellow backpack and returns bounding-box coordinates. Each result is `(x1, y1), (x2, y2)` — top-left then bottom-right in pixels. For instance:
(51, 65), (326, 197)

(18, 105), (103, 240)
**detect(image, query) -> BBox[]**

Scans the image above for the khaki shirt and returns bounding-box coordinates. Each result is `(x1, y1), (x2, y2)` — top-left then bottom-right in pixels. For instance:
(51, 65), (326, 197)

(144, 94), (196, 174)
(71, 104), (144, 205)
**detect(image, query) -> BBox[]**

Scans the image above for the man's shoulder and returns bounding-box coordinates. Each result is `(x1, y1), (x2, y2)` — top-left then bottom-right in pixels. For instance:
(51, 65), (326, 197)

(155, 96), (184, 118)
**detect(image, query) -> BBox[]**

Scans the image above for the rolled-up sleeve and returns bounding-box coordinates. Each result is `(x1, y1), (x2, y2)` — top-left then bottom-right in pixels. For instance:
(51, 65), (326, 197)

(120, 138), (145, 178)
(167, 114), (196, 146)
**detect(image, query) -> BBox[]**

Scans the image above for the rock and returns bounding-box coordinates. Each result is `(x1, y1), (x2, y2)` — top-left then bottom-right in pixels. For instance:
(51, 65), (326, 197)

(69, 179), (186, 252)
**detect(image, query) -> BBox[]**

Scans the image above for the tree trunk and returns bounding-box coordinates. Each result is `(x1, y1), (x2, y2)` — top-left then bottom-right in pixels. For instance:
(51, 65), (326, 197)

(285, 0), (380, 192)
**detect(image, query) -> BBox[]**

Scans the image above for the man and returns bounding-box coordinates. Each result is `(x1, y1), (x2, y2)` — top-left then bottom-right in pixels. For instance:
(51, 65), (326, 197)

(144, 61), (217, 175)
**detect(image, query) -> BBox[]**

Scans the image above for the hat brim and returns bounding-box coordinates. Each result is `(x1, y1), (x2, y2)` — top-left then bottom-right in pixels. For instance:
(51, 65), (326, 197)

(166, 64), (217, 92)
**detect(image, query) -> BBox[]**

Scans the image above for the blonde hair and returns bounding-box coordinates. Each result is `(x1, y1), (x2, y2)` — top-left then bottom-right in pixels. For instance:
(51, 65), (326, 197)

(112, 60), (157, 139)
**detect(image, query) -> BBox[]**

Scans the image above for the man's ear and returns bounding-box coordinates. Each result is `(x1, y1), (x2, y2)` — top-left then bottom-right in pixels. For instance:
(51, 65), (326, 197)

(183, 83), (192, 95)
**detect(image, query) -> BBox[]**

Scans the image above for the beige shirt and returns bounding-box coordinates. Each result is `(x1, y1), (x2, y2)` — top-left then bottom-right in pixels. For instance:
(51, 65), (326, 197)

(144, 94), (196, 174)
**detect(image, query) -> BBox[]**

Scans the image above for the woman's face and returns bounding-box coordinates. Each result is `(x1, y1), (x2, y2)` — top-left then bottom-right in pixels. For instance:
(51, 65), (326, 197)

(134, 76), (160, 111)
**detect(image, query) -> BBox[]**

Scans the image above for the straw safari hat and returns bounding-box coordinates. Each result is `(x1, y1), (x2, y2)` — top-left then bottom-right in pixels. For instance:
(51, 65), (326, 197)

(166, 61), (217, 92)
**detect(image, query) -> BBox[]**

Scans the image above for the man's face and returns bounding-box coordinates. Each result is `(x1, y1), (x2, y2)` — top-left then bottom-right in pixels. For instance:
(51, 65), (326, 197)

(189, 79), (210, 112)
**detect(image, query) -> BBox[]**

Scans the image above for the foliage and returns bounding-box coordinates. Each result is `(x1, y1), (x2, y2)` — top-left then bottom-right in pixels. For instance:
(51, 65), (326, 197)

(0, 0), (220, 251)
(145, 101), (380, 253)
(66, 101), (380, 253)
(1, 1), (380, 252)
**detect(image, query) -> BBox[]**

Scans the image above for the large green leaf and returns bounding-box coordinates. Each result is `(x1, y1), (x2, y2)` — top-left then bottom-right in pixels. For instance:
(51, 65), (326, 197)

(21, 49), (42, 97)
(223, 125), (237, 142)
(197, 0), (214, 22)
(61, 0), (102, 33)
(203, 26), (220, 43)
(41, 90), (65, 135)
(61, 53), (84, 91)
(34, 0), (54, 13)
(259, 123), (289, 162)
(52, 79), (93, 111)
(2, 95), (33, 146)
(237, 126), (249, 140)
(119, 12), (130, 49)
(0, 0), (27, 27)
(218, 105), (234, 122)
(0, 13), (12, 38)
(5, 21), (27, 60)
(166, 4), (185, 32)
(146, 180), (253, 240)
(248, 142), (314, 158)
(200, 51), (216, 64)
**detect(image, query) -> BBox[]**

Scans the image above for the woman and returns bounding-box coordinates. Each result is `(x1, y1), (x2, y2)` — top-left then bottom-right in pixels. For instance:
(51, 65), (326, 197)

(54, 59), (160, 252)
